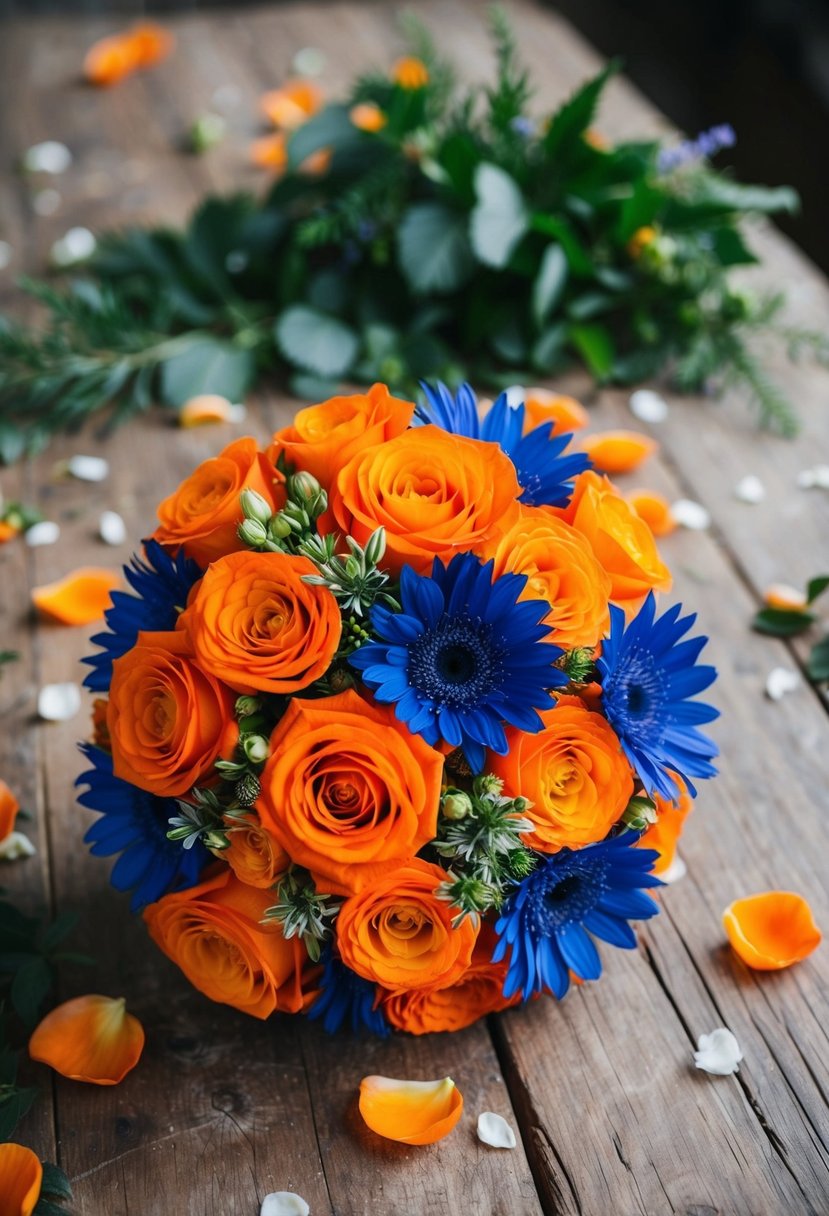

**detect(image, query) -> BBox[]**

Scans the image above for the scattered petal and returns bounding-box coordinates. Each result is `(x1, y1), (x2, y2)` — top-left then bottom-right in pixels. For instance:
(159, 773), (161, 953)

(0, 520), (19, 544)
(764, 583), (807, 612)
(626, 489), (677, 537)
(765, 666), (800, 701)
(693, 1028), (743, 1075)
(0, 831), (37, 860)
(32, 187), (62, 216)
(261, 1194), (310, 1216)
(477, 1111), (517, 1149)
(359, 1075), (463, 1145)
(260, 80), (322, 130)
(734, 475), (765, 504)
(250, 132), (288, 173)
(723, 891), (821, 970)
(0, 778), (19, 842)
(99, 511), (126, 546)
(29, 994), (144, 1084)
(796, 464), (829, 490)
(580, 430), (658, 474)
(84, 23), (173, 87)
(670, 498), (711, 531)
(33, 567), (120, 626)
(629, 389), (669, 423)
(179, 394), (236, 428)
(22, 140), (72, 175)
(67, 454), (109, 482)
(523, 388), (589, 436)
(659, 853), (687, 884)
(0, 1142), (42, 1216)
(25, 521), (60, 547)
(51, 226), (96, 268)
(38, 682), (82, 722)
(0, 240), (12, 270)
(293, 46), (327, 76)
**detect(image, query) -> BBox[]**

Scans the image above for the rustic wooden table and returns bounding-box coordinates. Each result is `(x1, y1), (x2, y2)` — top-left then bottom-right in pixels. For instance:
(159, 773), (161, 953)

(1, 2), (828, 1213)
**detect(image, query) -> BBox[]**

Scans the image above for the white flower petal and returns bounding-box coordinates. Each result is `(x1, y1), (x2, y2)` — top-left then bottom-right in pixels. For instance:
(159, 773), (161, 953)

(23, 140), (72, 175)
(293, 46), (327, 76)
(0, 240), (12, 271)
(765, 666), (800, 701)
(228, 403), (247, 423)
(694, 1028), (743, 1076)
(67, 454), (109, 482)
(734, 475), (765, 504)
(504, 384), (525, 409)
(25, 521), (60, 547)
(38, 682), (81, 722)
(51, 227), (96, 268)
(0, 831), (37, 860)
(260, 1194), (310, 1216)
(629, 389), (669, 424)
(99, 510), (126, 546)
(796, 464), (829, 490)
(477, 1111), (517, 1149)
(659, 854), (687, 884)
(670, 498), (711, 530)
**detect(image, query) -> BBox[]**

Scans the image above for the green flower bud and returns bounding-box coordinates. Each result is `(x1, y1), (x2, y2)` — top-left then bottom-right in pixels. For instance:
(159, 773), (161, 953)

(235, 695), (261, 719)
(240, 488), (273, 527)
(621, 795), (658, 832)
(289, 470), (322, 503)
(238, 518), (268, 548)
(242, 734), (270, 765)
(329, 668), (355, 693)
(442, 790), (473, 821)
(268, 514), (293, 540)
(364, 527), (386, 566)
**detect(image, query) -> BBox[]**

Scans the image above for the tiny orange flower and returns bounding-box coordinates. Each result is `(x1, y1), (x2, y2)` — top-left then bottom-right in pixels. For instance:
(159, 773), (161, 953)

(763, 583), (808, 612)
(0, 1143), (42, 1216)
(260, 79), (322, 129)
(179, 394), (236, 428)
(628, 225), (657, 258)
(581, 430), (658, 475)
(250, 132), (288, 174)
(350, 102), (387, 133)
(627, 489), (677, 537)
(0, 520), (19, 544)
(723, 892), (822, 971)
(359, 1075), (463, 1145)
(298, 147), (332, 177)
(523, 389), (589, 436)
(584, 128), (610, 151)
(83, 22), (173, 87)
(392, 56), (430, 89)
(32, 567), (120, 626)
(0, 777), (19, 843)
(29, 994), (145, 1084)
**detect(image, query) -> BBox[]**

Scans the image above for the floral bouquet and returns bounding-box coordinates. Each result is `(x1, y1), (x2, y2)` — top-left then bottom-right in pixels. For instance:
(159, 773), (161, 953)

(78, 382), (719, 1035)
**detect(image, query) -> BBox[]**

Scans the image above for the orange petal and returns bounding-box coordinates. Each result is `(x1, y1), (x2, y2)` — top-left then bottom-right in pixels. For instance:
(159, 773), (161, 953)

(392, 57), (430, 89)
(29, 994), (144, 1084)
(723, 892), (822, 971)
(0, 520), (20, 544)
(299, 148), (332, 177)
(581, 430), (658, 474)
(179, 394), (235, 428)
(260, 80), (322, 129)
(250, 132), (288, 173)
(350, 102), (387, 133)
(359, 1075), (463, 1145)
(83, 33), (142, 86)
(523, 389), (589, 436)
(0, 1143), (42, 1216)
(627, 489), (677, 537)
(763, 583), (808, 612)
(128, 22), (174, 70)
(32, 567), (120, 626)
(640, 776), (692, 873)
(0, 777), (20, 843)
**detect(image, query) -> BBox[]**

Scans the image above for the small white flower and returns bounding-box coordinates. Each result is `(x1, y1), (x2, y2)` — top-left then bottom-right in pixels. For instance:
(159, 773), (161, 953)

(796, 464), (829, 490)
(693, 1028), (743, 1076)
(32, 188), (62, 216)
(0, 831), (37, 861)
(293, 46), (327, 76)
(23, 140), (72, 175)
(25, 521), (60, 547)
(477, 1111), (517, 1149)
(51, 227), (96, 268)
(260, 1194), (310, 1216)
(67, 454), (109, 482)
(99, 510), (126, 546)
(629, 389), (669, 424)
(670, 499), (711, 530)
(765, 666), (800, 701)
(38, 682), (81, 722)
(0, 240), (12, 270)
(734, 475), (765, 504)
(659, 854), (687, 884)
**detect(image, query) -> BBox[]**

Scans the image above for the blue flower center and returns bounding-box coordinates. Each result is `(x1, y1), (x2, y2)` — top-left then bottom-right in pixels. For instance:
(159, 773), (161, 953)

(605, 645), (668, 742)
(408, 614), (504, 708)
(526, 854), (608, 934)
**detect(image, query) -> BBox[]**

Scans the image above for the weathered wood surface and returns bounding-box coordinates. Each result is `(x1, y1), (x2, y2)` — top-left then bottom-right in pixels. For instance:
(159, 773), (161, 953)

(1, 2), (827, 1213)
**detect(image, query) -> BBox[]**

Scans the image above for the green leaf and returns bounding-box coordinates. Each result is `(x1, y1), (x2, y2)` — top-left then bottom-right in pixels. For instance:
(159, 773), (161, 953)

(543, 62), (617, 160)
(397, 203), (474, 295)
(275, 306), (359, 378)
(807, 635), (829, 682)
(806, 575), (829, 604)
(752, 607), (814, 637)
(532, 244), (568, 327)
(616, 179), (664, 243)
(160, 338), (255, 408)
(530, 214), (593, 275)
(711, 227), (760, 267)
(0, 1085), (38, 1141)
(531, 323), (567, 372)
(470, 163), (528, 268)
(11, 956), (52, 1026)
(40, 1161), (73, 1201)
(40, 911), (78, 956)
(287, 104), (363, 170)
(690, 176), (799, 215)
(569, 323), (614, 378)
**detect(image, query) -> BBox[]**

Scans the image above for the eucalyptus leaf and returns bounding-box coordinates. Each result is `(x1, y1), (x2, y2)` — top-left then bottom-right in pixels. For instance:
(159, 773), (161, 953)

(533, 244), (568, 326)
(752, 607), (814, 637)
(806, 575), (829, 604)
(470, 163), (528, 268)
(398, 203), (474, 295)
(10, 955), (52, 1027)
(569, 323), (614, 378)
(807, 635), (829, 681)
(160, 338), (254, 408)
(275, 306), (359, 378)
(40, 1161), (74, 1202)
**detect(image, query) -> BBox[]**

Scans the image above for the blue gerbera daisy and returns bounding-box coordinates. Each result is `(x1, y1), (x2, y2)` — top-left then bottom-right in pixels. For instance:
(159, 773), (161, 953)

(76, 744), (209, 911)
(350, 552), (567, 773)
(596, 592), (719, 801)
(307, 946), (390, 1037)
(493, 834), (662, 1001)
(82, 540), (202, 692)
(415, 380), (591, 507)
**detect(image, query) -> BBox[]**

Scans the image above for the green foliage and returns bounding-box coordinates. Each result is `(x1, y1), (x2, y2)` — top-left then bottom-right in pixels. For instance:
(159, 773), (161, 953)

(0, 13), (816, 459)
(752, 575), (829, 685)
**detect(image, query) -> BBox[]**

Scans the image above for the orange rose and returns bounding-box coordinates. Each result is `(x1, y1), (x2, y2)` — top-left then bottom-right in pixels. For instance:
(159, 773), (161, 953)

(258, 690), (443, 896)
(555, 470), (671, 607)
(484, 505), (610, 649)
(181, 550), (340, 694)
(224, 813), (290, 889)
(154, 437), (283, 567)
(92, 697), (111, 751)
(268, 384), (414, 490)
(383, 924), (518, 1033)
(327, 425), (522, 576)
(336, 858), (478, 992)
(144, 868), (315, 1019)
(107, 630), (236, 798)
(489, 696), (634, 852)
(640, 775), (693, 874)
(0, 778), (19, 843)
